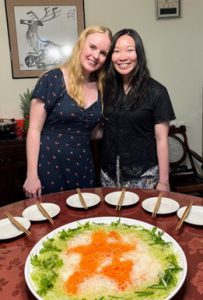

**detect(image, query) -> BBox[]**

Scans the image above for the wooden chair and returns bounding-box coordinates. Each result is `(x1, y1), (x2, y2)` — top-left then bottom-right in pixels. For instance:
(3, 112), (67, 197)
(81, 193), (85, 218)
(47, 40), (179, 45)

(169, 125), (203, 196)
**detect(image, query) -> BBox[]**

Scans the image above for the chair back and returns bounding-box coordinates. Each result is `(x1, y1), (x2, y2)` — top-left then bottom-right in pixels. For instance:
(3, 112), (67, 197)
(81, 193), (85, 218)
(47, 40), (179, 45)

(169, 125), (203, 195)
(169, 125), (197, 174)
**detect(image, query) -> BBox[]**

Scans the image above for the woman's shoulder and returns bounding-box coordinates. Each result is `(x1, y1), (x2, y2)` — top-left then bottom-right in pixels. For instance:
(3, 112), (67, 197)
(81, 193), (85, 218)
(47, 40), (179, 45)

(42, 68), (62, 79)
(37, 68), (63, 85)
(34, 68), (63, 91)
(32, 68), (64, 100)
(148, 77), (167, 90)
(148, 77), (169, 97)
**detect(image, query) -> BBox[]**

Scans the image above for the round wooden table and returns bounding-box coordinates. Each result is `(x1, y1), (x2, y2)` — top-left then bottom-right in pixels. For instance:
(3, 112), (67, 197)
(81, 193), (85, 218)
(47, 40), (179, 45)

(0, 187), (203, 299)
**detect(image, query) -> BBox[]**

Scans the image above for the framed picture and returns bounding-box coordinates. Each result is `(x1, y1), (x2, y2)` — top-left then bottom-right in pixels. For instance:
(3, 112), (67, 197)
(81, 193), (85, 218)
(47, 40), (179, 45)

(156, 0), (181, 19)
(5, 0), (85, 78)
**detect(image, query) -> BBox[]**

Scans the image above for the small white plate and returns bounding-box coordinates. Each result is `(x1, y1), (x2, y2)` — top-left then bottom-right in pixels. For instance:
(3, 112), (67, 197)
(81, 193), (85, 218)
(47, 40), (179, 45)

(66, 192), (101, 208)
(104, 191), (139, 207)
(22, 203), (60, 221)
(142, 197), (180, 214)
(177, 205), (203, 226)
(0, 217), (31, 240)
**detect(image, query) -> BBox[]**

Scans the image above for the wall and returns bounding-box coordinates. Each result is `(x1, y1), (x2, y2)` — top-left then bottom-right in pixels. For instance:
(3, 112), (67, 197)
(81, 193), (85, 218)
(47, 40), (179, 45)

(0, 0), (203, 155)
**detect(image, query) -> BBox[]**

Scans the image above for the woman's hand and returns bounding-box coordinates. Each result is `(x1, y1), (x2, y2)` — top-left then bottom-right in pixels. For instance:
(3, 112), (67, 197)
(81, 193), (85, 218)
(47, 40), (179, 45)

(23, 175), (42, 198)
(156, 181), (170, 192)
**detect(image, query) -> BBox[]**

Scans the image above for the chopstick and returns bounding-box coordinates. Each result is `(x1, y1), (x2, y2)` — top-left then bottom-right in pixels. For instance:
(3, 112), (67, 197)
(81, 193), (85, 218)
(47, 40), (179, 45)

(116, 188), (126, 211)
(76, 188), (88, 209)
(152, 192), (163, 218)
(4, 211), (31, 236)
(175, 201), (193, 231)
(35, 200), (54, 224)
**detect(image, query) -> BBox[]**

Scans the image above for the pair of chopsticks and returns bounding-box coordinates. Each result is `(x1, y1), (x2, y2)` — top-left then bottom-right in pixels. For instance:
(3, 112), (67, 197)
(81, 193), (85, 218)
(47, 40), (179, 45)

(116, 188), (126, 210)
(175, 201), (193, 231)
(35, 200), (54, 224)
(4, 211), (31, 236)
(152, 192), (163, 218)
(76, 188), (88, 209)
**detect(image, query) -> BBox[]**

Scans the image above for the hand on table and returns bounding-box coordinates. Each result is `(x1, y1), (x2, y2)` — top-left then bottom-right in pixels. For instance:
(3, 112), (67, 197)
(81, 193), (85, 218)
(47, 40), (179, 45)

(23, 176), (42, 198)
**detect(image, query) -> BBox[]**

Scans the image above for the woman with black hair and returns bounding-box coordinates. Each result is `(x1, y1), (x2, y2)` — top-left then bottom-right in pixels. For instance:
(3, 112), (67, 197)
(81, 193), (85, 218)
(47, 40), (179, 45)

(101, 28), (175, 191)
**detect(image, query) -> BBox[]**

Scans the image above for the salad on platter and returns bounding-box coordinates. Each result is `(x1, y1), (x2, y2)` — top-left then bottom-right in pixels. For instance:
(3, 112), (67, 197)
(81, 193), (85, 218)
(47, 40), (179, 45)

(25, 217), (187, 300)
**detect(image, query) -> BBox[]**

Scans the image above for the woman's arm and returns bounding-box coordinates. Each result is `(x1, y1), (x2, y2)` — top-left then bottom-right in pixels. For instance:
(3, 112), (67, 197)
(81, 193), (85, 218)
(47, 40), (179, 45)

(23, 99), (47, 198)
(155, 122), (170, 191)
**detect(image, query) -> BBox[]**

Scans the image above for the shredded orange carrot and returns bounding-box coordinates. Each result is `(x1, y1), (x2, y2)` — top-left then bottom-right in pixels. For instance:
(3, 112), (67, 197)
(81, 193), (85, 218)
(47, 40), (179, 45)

(63, 230), (136, 295)
(102, 258), (133, 288)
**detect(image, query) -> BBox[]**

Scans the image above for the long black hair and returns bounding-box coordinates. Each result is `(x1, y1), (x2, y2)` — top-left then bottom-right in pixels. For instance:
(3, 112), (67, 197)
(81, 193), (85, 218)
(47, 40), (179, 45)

(103, 28), (150, 110)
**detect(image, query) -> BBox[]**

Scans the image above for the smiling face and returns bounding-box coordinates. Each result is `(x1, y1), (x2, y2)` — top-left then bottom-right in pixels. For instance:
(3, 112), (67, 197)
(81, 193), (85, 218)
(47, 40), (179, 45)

(80, 32), (111, 77)
(112, 34), (137, 82)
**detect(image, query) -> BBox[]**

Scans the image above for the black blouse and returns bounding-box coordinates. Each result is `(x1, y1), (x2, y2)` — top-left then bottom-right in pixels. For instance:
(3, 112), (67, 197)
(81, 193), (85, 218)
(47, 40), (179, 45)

(101, 78), (176, 181)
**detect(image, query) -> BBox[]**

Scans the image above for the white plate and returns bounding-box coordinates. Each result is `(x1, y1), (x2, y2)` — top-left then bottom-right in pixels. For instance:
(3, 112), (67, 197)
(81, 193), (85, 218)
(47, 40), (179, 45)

(22, 203), (60, 221)
(0, 217), (31, 240)
(142, 197), (180, 214)
(24, 216), (187, 300)
(66, 192), (101, 208)
(104, 191), (139, 206)
(177, 205), (203, 226)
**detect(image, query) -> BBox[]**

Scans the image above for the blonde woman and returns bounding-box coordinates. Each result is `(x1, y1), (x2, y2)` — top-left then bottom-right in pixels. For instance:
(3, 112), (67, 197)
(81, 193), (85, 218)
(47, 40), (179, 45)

(23, 25), (112, 198)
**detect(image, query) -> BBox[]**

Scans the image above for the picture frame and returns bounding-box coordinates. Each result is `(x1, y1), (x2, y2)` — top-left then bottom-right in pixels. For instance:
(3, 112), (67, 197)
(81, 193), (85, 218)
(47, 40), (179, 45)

(156, 0), (181, 20)
(4, 0), (85, 78)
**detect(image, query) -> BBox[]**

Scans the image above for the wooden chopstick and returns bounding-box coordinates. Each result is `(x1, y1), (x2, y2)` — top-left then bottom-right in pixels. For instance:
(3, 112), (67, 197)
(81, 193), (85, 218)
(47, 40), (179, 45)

(175, 201), (193, 231)
(116, 188), (126, 210)
(152, 192), (163, 218)
(76, 188), (88, 209)
(36, 200), (54, 224)
(4, 211), (31, 236)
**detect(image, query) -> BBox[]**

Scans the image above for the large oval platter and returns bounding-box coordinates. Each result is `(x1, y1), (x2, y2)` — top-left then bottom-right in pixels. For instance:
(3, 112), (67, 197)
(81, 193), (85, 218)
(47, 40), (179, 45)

(25, 216), (187, 300)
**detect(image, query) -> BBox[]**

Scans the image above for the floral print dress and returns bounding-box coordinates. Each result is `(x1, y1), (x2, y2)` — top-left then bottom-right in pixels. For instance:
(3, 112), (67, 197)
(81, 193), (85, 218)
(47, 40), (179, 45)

(32, 69), (101, 194)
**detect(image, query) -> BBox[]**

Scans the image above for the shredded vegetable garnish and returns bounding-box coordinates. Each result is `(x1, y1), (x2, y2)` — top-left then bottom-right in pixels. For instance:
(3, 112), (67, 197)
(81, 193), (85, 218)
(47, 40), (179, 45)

(64, 230), (136, 294)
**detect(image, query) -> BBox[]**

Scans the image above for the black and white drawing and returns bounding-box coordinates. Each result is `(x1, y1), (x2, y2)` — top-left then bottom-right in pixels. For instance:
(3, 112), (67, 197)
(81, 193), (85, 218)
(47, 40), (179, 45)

(5, 0), (85, 78)
(15, 6), (77, 70)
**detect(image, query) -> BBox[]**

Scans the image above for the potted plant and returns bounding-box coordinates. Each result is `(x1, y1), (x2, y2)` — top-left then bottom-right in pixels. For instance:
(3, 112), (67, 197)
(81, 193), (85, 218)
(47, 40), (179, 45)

(20, 88), (32, 135)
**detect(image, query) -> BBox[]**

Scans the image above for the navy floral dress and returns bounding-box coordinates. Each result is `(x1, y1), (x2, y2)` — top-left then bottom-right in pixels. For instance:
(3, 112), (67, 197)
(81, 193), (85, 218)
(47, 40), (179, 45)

(31, 68), (101, 194)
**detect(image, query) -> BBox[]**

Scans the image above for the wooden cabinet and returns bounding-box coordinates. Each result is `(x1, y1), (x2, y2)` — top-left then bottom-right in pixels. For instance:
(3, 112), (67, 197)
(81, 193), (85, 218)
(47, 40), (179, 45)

(0, 139), (26, 206)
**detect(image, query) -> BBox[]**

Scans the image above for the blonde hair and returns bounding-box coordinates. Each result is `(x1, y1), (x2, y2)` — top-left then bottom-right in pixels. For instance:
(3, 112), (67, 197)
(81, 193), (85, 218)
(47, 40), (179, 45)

(63, 25), (112, 106)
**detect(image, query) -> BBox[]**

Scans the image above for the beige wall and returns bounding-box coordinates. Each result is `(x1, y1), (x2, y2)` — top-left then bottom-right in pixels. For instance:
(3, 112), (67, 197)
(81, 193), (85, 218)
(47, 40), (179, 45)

(0, 0), (203, 155)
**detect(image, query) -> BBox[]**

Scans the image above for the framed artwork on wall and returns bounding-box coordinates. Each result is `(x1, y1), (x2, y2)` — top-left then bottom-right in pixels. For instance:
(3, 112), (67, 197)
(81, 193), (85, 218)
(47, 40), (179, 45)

(4, 0), (85, 78)
(156, 0), (181, 19)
